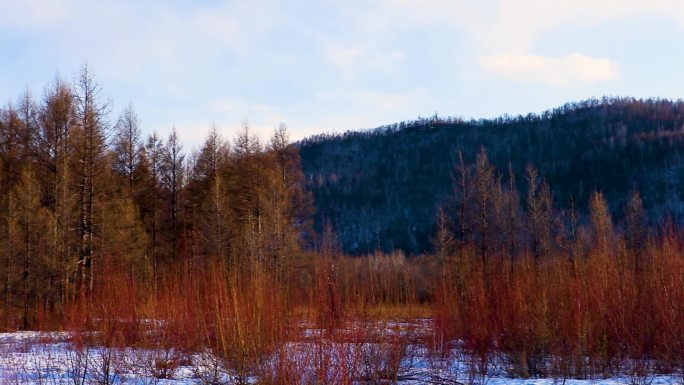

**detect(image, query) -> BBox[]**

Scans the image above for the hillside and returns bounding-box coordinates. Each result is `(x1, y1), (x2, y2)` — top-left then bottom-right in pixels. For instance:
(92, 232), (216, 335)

(299, 97), (684, 255)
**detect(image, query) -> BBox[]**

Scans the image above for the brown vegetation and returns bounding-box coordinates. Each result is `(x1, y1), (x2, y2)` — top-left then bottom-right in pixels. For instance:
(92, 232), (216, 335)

(1, 70), (684, 382)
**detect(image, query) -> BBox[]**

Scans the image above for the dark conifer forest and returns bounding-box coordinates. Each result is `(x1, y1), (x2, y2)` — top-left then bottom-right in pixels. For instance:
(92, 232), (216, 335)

(299, 98), (684, 255)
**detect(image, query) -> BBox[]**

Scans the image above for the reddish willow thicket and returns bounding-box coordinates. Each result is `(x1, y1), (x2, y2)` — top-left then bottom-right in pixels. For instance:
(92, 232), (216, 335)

(2, 68), (684, 381)
(432, 237), (684, 378)
(428, 149), (684, 378)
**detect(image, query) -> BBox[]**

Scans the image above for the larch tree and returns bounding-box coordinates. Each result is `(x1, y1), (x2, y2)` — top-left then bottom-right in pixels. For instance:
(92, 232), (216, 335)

(110, 104), (147, 280)
(537, 183), (554, 258)
(526, 165), (554, 260)
(624, 189), (645, 274)
(503, 163), (521, 258)
(17, 91), (38, 163)
(194, 125), (231, 261)
(471, 147), (498, 271)
(14, 91), (41, 328)
(113, 103), (142, 191)
(453, 150), (469, 243)
(432, 205), (455, 284)
(265, 124), (313, 275)
(0, 103), (22, 327)
(232, 125), (264, 263)
(11, 164), (49, 329)
(161, 127), (185, 263)
(73, 65), (109, 295)
(266, 125), (293, 270)
(38, 78), (75, 306)
(144, 132), (164, 281)
(589, 191), (614, 255)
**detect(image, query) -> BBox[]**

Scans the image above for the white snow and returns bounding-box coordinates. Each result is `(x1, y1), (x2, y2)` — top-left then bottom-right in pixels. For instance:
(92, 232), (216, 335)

(0, 328), (680, 385)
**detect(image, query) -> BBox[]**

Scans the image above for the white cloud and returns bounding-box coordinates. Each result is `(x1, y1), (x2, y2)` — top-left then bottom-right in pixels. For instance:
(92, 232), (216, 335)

(373, 0), (684, 53)
(0, 0), (69, 29)
(322, 40), (407, 76)
(478, 53), (620, 86)
(1, 1), (280, 83)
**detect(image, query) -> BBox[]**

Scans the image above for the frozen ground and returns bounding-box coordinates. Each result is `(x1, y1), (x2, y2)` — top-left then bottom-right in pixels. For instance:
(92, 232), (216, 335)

(0, 328), (681, 384)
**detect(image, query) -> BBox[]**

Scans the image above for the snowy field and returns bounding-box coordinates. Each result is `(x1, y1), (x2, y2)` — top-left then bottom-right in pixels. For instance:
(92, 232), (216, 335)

(0, 328), (681, 385)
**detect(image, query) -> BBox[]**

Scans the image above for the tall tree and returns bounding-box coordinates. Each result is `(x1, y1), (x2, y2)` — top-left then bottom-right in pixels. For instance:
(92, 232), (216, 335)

(502, 163), (521, 258)
(0, 102), (23, 327)
(453, 150), (469, 243)
(471, 147), (498, 270)
(526, 165), (554, 260)
(432, 205), (455, 283)
(73, 65), (109, 295)
(38, 78), (75, 306)
(589, 191), (614, 254)
(232, 125), (264, 262)
(144, 132), (164, 286)
(113, 103), (142, 190)
(12, 165), (50, 329)
(624, 189), (645, 274)
(161, 127), (185, 263)
(194, 126), (231, 260)
(17, 91), (38, 163)
(265, 124), (313, 271)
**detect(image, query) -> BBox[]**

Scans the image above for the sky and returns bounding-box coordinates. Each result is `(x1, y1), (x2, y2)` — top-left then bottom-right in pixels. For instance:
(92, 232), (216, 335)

(2, 0), (684, 149)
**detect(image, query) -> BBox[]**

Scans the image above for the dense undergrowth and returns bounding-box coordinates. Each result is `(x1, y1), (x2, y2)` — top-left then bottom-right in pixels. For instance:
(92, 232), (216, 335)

(9, 228), (682, 384)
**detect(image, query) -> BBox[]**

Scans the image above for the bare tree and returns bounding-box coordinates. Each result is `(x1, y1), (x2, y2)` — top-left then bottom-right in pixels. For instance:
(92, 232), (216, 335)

(589, 191), (614, 254)
(73, 65), (110, 295)
(195, 125), (231, 260)
(38, 77), (75, 306)
(12, 164), (48, 328)
(144, 131), (164, 289)
(526, 165), (554, 260)
(453, 150), (468, 243)
(162, 127), (185, 263)
(432, 205), (455, 286)
(472, 148), (498, 272)
(113, 103), (141, 190)
(624, 189), (645, 274)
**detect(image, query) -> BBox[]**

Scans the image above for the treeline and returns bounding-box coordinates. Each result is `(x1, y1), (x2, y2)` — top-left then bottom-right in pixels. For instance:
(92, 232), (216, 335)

(299, 97), (684, 255)
(0, 67), (313, 329)
(433, 148), (649, 265)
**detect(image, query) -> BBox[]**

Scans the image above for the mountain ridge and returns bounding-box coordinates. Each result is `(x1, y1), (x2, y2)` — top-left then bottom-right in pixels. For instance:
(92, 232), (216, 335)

(298, 97), (684, 255)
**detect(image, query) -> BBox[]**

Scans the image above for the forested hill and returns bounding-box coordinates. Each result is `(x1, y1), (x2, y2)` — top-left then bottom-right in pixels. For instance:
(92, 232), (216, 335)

(298, 98), (684, 255)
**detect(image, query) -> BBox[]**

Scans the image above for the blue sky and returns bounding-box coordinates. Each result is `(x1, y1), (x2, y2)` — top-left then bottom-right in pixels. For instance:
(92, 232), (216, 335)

(1, 0), (684, 148)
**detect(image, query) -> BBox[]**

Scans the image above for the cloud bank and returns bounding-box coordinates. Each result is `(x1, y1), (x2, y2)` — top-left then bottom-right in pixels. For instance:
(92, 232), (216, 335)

(478, 53), (620, 86)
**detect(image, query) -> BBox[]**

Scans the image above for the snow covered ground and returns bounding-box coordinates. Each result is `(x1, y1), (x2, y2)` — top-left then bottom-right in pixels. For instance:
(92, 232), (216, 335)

(0, 329), (681, 384)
